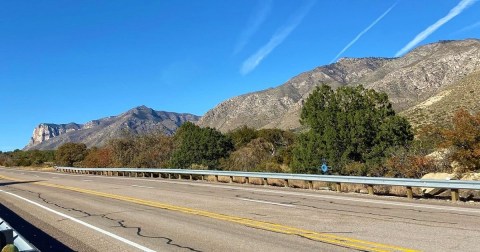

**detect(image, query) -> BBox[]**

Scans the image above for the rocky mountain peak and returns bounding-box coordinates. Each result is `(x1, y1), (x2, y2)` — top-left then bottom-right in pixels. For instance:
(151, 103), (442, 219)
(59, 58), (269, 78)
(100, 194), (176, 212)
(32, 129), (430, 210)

(198, 38), (480, 132)
(25, 107), (200, 150)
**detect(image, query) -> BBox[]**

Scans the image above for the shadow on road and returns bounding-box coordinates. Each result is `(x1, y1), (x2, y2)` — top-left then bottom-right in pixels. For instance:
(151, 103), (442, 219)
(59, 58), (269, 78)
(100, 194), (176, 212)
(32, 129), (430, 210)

(0, 200), (73, 251)
(0, 181), (41, 187)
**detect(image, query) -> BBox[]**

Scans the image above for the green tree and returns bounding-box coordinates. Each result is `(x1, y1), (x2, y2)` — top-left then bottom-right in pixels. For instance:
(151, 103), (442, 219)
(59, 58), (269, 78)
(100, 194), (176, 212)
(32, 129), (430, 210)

(227, 126), (258, 149)
(292, 84), (413, 174)
(170, 122), (234, 169)
(55, 142), (87, 167)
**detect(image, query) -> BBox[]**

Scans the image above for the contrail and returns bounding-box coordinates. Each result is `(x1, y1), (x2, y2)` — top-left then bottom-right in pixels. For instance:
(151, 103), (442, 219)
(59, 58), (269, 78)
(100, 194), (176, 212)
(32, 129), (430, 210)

(452, 20), (480, 35)
(395, 0), (477, 57)
(240, 0), (315, 75)
(233, 0), (272, 55)
(331, 2), (397, 63)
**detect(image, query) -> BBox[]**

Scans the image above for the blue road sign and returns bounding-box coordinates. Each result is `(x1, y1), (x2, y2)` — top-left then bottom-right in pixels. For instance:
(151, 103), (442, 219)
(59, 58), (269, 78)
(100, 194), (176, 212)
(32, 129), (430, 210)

(321, 163), (328, 173)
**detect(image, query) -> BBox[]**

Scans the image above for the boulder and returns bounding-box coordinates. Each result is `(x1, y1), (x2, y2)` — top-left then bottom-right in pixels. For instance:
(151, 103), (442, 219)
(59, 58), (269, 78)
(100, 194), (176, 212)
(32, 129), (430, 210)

(421, 172), (459, 196)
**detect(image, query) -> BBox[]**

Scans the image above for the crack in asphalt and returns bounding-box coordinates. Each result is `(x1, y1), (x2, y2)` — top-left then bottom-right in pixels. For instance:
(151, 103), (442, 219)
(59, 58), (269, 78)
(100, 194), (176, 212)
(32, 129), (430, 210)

(7, 186), (203, 252)
(96, 212), (202, 252)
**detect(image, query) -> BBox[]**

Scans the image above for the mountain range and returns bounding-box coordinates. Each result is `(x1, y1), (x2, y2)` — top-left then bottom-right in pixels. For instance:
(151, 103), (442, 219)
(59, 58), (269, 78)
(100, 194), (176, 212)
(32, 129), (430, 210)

(25, 38), (480, 150)
(198, 39), (480, 131)
(25, 106), (200, 150)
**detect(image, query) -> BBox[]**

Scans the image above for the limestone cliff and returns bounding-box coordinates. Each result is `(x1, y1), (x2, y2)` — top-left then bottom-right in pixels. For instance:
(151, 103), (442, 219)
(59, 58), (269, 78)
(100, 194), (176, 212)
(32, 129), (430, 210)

(25, 106), (200, 150)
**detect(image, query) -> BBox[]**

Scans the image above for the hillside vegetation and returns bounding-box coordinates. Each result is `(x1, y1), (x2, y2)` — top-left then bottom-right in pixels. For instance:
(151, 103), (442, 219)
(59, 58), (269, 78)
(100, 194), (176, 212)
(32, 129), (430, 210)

(4, 85), (479, 179)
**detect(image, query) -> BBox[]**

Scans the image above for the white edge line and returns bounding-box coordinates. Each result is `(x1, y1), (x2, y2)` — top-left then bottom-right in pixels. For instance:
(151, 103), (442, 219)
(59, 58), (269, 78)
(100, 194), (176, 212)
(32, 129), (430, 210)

(238, 198), (295, 207)
(131, 185), (155, 189)
(0, 189), (156, 252)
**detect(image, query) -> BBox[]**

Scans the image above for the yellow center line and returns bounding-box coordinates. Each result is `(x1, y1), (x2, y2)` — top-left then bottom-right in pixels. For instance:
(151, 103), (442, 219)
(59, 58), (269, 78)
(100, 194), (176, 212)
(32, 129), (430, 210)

(0, 174), (419, 252)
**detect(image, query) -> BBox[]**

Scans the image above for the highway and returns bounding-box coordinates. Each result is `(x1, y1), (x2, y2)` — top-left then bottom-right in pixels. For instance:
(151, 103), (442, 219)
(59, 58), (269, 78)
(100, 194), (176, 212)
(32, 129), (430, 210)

(1, 167), (480, 251)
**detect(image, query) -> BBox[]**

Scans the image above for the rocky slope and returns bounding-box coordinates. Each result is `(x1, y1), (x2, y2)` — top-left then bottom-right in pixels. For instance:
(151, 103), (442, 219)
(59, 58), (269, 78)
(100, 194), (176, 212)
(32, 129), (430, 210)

(25, 106), (200, 150)
(198, 39), (480, 132)
(400, 70), (480, 129)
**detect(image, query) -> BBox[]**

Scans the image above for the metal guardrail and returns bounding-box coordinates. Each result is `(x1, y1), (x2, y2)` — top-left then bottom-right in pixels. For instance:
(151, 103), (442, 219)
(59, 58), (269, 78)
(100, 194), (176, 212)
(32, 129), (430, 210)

(55, 166), (480, 201)
(0, 217), (39, 252)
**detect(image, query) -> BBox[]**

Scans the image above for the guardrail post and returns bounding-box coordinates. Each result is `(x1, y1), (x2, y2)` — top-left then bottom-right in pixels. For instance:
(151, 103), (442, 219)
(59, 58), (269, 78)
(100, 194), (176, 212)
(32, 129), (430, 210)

(284, 179), (289, 188)
(229, 176), (234, 183)
(214, 175), (219, 182)
(307, 181), (313, 190)
(367, 185), (374, 195)
(263, 178), (268, 186)
(189, 174), (193, 180)
(178, 174), (182, 180)
(245, 177), (249, 184)
(406, 186), (413, 199)
(451, 189), (459, 202)
(335, 183), (341, 192)
(200, 175), (204, 181)
(168, 174), (171, 179)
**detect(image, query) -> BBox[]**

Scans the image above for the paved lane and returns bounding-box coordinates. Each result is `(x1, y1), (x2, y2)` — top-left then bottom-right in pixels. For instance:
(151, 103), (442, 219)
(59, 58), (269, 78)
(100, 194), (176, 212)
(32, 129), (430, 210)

(1, 167), (480, 251)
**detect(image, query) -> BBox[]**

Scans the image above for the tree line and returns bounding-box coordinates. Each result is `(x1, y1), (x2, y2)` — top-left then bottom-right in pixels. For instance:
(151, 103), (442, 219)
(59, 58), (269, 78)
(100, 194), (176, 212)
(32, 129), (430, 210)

(2, 85), (479, 178)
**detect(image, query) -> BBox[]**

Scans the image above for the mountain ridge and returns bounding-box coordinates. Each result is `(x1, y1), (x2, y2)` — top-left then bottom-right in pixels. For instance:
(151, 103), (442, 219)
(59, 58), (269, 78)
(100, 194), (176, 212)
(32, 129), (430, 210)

(25, 105), (200, 150)
(198, 38), (480, 132)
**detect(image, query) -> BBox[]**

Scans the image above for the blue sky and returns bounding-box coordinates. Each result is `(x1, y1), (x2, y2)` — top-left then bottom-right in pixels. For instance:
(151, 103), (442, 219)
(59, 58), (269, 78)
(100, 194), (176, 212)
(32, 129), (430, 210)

(1, 0), (480, 151)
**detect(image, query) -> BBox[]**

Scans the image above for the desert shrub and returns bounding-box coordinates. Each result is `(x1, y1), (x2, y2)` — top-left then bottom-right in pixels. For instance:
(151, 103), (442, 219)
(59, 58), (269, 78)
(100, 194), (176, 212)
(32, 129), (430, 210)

(441, 109), (480, 172)
(55, 143), (87, 167)
(170, 122), (234, 169)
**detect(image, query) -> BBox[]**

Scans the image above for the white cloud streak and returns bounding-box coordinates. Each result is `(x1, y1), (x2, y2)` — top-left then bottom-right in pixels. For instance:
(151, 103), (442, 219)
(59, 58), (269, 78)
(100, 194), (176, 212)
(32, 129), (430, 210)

(453, 20), (480, 34)
(331, 2), (397, 63)
(240, 1), (315, 75)
(233, 0), (272, 55)
(395, 0), (477, 57)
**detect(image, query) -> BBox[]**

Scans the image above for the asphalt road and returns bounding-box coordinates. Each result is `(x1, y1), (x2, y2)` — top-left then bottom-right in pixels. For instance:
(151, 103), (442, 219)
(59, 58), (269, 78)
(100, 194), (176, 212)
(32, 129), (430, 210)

(1, 167), (480, 252)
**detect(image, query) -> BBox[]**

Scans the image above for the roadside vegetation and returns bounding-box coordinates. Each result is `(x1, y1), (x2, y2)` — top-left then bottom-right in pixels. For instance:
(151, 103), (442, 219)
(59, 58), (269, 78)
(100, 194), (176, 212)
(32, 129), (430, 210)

(2, 85), (479, 178)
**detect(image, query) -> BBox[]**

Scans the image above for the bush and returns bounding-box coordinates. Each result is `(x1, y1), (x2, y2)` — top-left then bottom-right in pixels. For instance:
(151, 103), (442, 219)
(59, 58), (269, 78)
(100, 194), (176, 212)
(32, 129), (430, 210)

(55, 143), (87, 167)
(170, 122), (234, 169)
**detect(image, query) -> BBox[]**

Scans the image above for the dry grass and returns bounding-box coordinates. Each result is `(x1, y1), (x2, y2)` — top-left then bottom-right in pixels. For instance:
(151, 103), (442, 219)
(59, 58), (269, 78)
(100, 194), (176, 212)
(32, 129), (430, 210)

(6, 166), (56, 172)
